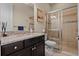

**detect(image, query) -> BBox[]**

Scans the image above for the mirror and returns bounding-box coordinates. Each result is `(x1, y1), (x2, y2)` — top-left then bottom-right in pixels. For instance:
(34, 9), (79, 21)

(0, 3), (34, 36)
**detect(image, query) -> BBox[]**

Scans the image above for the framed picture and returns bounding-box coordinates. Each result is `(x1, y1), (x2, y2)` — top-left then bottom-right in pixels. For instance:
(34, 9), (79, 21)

(37, 8), (45, 22)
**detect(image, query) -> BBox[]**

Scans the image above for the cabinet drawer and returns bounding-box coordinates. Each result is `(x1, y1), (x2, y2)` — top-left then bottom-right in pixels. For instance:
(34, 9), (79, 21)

(9, 47), (32, 56)
(1, 41), (23, 55)
(31, 41), (45, 56)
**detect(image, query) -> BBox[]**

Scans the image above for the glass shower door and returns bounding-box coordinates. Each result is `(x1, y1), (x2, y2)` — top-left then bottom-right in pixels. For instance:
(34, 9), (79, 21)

(47, 11), (62, 52)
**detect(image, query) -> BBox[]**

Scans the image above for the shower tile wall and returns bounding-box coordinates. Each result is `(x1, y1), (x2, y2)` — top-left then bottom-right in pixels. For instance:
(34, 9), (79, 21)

(62, 6), (78, 55)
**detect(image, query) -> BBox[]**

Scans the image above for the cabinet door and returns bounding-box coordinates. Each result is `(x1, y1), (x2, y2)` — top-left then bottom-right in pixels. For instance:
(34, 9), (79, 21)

(36, 41), (45, 56)
(9, 47), (32, 56)
(32, 41), (45, 56)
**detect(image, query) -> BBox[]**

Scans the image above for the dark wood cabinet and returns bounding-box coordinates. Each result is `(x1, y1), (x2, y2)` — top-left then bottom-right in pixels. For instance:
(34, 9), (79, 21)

(1, 41), (24, 56)
(9, 47), (32, 56)
(32, 41), (44, 56)
(1, 35), (45, 56)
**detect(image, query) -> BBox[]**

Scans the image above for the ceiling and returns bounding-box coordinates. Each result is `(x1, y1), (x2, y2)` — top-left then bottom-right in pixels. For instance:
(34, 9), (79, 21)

(25, 3), (55, 9)
(25, 3), (34, 8)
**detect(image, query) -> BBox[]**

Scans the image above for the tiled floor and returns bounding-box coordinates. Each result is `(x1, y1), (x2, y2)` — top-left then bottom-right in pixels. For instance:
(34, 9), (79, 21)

(45, 47), (77, 56)
(45, 49), (67, 56)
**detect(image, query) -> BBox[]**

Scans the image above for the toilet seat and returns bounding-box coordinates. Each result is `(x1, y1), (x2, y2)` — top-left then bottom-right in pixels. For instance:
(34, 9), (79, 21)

(45, 40), (56, 48)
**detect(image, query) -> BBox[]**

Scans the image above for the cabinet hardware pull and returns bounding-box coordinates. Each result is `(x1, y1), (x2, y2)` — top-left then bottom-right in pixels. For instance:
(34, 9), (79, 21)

(34, 46), (36, 49)
(14, 46), (17, 49)
(32, 46), (36, 51)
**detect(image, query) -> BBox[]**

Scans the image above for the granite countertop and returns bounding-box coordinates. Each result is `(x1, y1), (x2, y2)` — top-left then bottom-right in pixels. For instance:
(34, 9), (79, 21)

(1, 32), (45, 45)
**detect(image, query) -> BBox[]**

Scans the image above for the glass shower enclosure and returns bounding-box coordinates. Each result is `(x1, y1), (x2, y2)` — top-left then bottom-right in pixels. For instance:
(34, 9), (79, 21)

(47, 6), (78, 55)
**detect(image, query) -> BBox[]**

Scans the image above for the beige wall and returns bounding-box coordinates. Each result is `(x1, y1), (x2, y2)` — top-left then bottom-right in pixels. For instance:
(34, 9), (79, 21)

(13, 3), (34, 31)
(36, 3), (51, 12)
(34, 3), (50, 33)
(78, 4), (79, 36)
(50, 3), (77, 11)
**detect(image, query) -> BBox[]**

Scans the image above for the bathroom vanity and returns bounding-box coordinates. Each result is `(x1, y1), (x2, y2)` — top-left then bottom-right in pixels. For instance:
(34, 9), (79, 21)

(1, 33), (45, 56)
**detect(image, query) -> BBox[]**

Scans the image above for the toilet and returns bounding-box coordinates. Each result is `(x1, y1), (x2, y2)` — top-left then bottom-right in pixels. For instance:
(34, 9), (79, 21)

(45, 40), (56, 56)
(45, 34), (56, 48)
(45, 40), (56, 48)
(45, 34), (56, 55)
